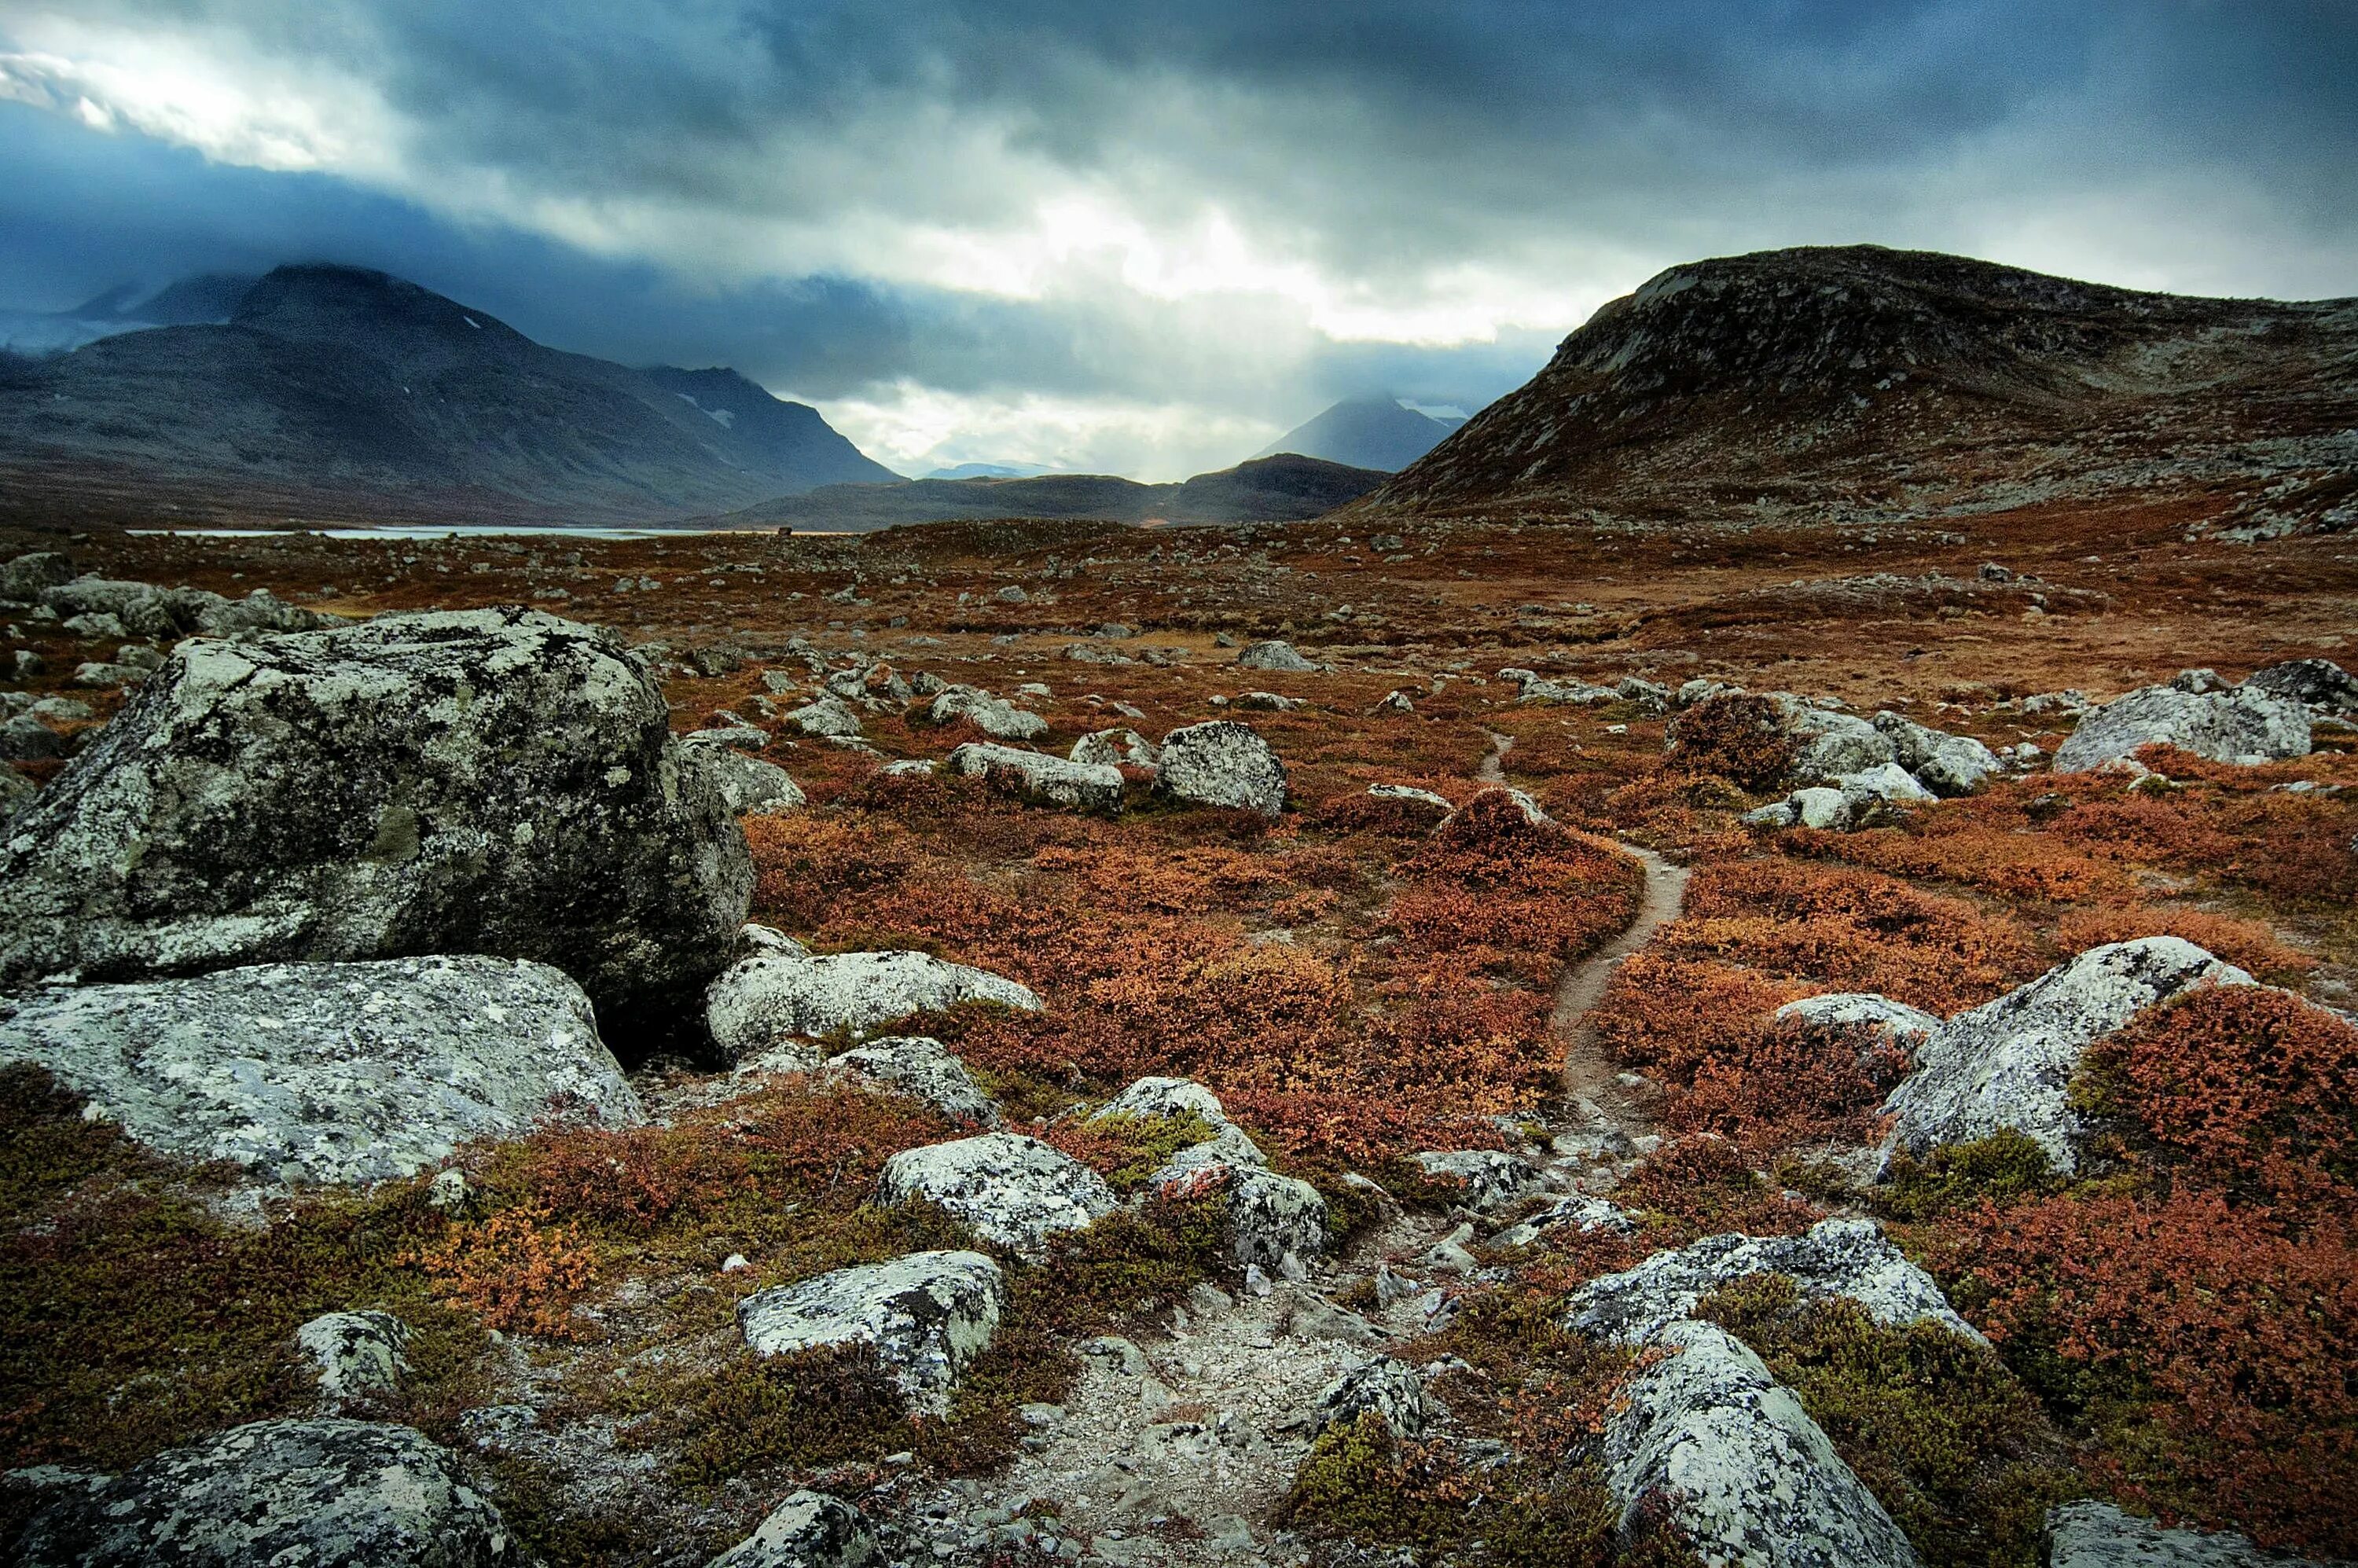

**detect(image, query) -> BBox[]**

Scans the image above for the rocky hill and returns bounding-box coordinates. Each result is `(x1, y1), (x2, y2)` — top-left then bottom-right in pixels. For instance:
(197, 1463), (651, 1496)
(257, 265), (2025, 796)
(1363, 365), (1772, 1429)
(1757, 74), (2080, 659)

(1253, 397), (1465, 471)
(1355, 245), (2358, 535)
(714, 453), (1384, 531)
(0, 266), (895, 525)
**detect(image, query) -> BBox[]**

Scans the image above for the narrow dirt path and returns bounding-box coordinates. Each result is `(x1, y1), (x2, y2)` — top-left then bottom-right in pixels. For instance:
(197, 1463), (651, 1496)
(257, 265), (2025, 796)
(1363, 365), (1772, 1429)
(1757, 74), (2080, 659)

(1481, 731), (1690, 1138)
(1553, 845), (1688, 1137)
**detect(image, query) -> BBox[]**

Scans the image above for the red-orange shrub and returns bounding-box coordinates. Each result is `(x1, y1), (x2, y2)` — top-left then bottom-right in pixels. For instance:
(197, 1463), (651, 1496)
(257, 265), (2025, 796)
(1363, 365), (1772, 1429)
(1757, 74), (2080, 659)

(413, 1207), (599, 1339)
(1664, 694), (1796, 791)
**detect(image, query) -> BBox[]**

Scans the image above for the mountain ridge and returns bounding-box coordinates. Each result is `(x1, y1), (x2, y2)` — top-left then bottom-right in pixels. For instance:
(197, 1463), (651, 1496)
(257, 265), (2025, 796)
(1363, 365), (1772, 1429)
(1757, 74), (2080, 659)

(1253, 397), (1465, 471)
(1353, 244), (2358, 534)
(0, 264), (895, 525)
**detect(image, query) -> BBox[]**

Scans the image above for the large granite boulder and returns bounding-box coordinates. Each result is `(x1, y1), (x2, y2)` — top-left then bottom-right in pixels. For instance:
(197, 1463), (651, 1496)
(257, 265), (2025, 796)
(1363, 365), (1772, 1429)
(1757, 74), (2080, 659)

(877, 1133), (1117, 1250)
(1768, 695), (1897, 782)
(1871, 712), (2003, 796)
(1882, 938), (2253, 1173)
(0, 609), (752, 1042)
(1602, 1321), (1919, 1567)
(0, 549), (75, 601)
(946, 742), (1123, 812)
(1775, 993), (1944, 1063)
(1563, 1218), (1981, 1347)
(708, 1491), (879, 1568)
(1070, 728), (1159, 769)
(706, 946), (1040, 1063)
(1153, 722), (1286, 817)
(296, 1311), (413, 1406)
(736, 1250), (1006, 1412)
(14, 1418), (515, 1567)
(0, 956), (641, 1184)
(1414, 1149), (1544, 1214)
(2052, 685), (2309, 772)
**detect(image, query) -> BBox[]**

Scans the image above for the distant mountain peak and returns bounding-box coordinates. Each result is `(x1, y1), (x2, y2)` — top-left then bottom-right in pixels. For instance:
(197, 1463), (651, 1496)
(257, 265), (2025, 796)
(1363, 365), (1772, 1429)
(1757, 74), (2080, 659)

(1254, 397), (1466, 472)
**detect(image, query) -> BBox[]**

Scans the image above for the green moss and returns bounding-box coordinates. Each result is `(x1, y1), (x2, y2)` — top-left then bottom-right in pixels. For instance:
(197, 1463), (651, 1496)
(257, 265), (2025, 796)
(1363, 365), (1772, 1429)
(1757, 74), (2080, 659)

(1079, 1111), (1218, 1193)
(1699, 1273), (2084, 1567)
(1874, 1129), (2060, 1222)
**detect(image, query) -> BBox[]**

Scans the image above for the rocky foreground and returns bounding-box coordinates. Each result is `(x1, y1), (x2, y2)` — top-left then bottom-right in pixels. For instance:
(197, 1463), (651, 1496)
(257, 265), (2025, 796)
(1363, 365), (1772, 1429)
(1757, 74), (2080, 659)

(2, 527), (2353, 1568)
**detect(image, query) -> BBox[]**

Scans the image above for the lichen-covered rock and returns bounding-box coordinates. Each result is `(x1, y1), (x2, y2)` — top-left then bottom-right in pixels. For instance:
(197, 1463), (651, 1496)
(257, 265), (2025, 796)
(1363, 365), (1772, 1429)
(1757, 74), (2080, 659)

(1617, 677), (1673, 714)
(1154, 721), (1287, 817)
(1235, 639), (1318, 673)
(685, 738), (806, 817)
(0, 956), (641, 1184)
(1564, 1217), (1980, 1346)
(2052, 685), (2310, 772)
(0, 609), (751, 1039)
(0, 549), (75, 601)
(737, 1250), (1006, 1412)
(825, 1035), (1001, 1126)
(785, 695), (864, 737)
(1070, 728), (1159, 769)
(931, 685), (1048, 741)
(708, 1490), (880, 1568)
(1093, 1074), (1235, 1129)
(706, 948), (1041, 1061)
(946, 742), (1123, 811)
(2243, 658), (2358, 716)
(1493, 1195), (1635, 1249)
(2042, 1500), (2318, 1567)
(1775, 993), (1943, 1061)
(1882, 938), (2254, 1173)
(39, 578), (333, 639)
(1314, 1357), (1435, 1438)
(1768, 694), (1897, 781)
(1838, 761), (1937, 804)
(1601, 1321), (1919, 1567)
(1, 714), (65, 760)
(1415, 1149), (1542, 1214)
(1871, 712), (2003, 795)
(1, 765), (37, 821)
(1160, 1163), (1328, 1273)
(878, 1133), (1118, 1250)
(297, 1311), (411, 1405)
(15, 1418), (515, 1567)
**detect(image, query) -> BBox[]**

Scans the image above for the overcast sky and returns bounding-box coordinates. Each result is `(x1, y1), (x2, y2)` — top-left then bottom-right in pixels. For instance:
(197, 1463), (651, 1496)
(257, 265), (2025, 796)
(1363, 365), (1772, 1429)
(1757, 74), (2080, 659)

(2, 1), (2353, 479)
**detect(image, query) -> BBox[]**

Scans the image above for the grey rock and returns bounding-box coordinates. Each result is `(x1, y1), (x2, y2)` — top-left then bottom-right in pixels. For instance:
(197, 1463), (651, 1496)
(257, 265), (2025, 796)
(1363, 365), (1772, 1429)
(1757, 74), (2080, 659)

(0, 956), (641, 1185)
(13, 648), (44, 677)
(297, 1310), (411, 1405)
(1175, 1163), (1328, 1273)
(1365, 783), (1454, 819)
(708, 1490), (880, 1568)
(2044, 1500), (2323, 1567)
(705, 947), (1040, 1061)
(2244, 658), (2358, 715)
(1493, 1195), (1635, 1249)
(2169, 668), (2231, 695)
(2021, 689), (2092, 717)
(1070, 728), (1159, 769)
(1564, 1217), (1980, 1346)
(684, 740), (806, 817)
(1, 714), (64, 760)
(1676, 678), (1743, 708)
(63, 611), (128, 640)
(1092, 1075), (1235, 1129)
(42, 578), (330, 639)
(1775, 993), (1943, 1062)
(2052, 685), (2309, 772)
(1768, 693), (1897, 781)
(1, 765), (35, 821)
(946, 742), (1123, 811)
(16, 1418), (514, 1567)
(29, 696), (93, 721)
(115, 643), (166, 672)
(1882, 938), (2254, 1173)
(1235, 639), (1318, 673)
(0, 550), (75, 600)
(684, 724), (771, 751)
(1602, 1321), (1919, 1568)
(1414, 1149), (1542, 1214)
(1154, 721), (1287, 817)
(931, 685), (1047, 741)
(1520, 676), (1622, 705)
(825, 1035), (1001, 1126)
(877, 1133), (1117, 1250)
(785, 696), (865, 737)
(1871, 712), (2003, 795)
(1838, 762), (1937, 804)
(1442, 784), (1555, 830)
(995, 585), (1030, 604)
(1233, 689), (1306, 711)
(737, 1251), (1006, 1412)
(1314, 1357), (1435, 1438)
(1373, 689), (1416, 714)
(1616, 677), (1673, 714)
(0, 608), (751, 1038)
(70, 660), (146, 689)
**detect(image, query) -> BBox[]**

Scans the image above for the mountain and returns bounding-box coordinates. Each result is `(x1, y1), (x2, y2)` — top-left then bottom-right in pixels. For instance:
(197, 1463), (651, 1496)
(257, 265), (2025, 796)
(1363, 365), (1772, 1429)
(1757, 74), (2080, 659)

(924, 461), (1051, 479)
(1254, 397), (1466, 471)
(714, 453), (1385, 532)
(0, 264), (894, 525)
(1354, 245), (2358, 532)
(71, 274), (259, 326)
